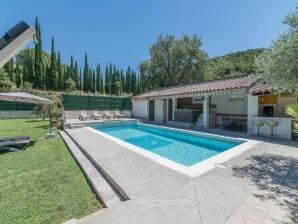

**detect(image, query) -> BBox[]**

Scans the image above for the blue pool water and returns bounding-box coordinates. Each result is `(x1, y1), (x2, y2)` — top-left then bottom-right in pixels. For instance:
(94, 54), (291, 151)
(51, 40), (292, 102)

(92, 124), (243, 166)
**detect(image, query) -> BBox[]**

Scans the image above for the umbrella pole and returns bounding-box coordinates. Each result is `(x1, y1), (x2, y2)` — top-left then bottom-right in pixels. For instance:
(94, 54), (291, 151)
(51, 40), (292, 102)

(49, 104), (52, 134)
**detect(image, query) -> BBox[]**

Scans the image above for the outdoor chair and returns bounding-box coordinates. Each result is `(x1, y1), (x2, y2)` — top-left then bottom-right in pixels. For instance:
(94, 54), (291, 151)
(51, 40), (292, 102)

(92, 111), (103, 120)
(115, 110), (125, 118)
(0, 136), (30, 152)
(79, 110), (89, 120)
(104, 111), (115, 119)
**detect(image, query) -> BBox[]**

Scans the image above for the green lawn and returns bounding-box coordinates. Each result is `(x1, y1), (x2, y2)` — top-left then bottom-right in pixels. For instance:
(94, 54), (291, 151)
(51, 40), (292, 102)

(0, 119), (102, 224)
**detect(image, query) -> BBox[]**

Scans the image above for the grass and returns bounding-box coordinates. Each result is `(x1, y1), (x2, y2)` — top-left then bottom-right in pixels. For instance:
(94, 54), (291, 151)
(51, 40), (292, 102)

(0, 119), (102, 224)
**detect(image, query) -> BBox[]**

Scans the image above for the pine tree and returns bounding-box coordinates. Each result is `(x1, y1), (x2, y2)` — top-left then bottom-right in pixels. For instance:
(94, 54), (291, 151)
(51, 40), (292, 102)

(48, 37), (58, 90)
(34, 17), (43, 89)
(83, 53), (89, 92)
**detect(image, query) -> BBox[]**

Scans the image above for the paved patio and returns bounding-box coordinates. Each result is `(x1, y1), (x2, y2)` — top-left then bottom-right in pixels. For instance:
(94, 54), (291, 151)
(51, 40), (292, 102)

(65, 127), (298, 224)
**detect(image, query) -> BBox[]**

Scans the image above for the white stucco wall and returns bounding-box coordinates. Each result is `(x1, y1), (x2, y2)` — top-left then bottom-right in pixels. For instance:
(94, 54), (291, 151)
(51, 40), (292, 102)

(132, 100), (148, 119)
(252, 117), (292, 139)
(211, 94), (248, 114)
(154, 99), (164, 123)
(211, 94), (248, 126)
(247, 95), (259, 134)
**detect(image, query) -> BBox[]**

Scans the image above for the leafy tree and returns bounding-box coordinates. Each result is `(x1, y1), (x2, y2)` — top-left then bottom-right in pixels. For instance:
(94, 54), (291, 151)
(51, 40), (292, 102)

(66, 77), (75, 91)
(139, 34), (207, 90)
(0, 69), (14, 90)
(3, 58), (14, 82)
(256, 7), (298, 91)
(286, 104), (298, 133)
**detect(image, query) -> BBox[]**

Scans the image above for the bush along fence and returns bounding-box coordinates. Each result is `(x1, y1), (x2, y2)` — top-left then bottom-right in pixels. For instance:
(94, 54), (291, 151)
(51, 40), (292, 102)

(62, 94), (132, 111)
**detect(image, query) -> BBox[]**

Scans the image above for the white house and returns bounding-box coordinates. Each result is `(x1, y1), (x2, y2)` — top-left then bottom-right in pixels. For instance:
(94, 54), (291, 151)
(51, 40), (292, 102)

(132, 75), (297, 140)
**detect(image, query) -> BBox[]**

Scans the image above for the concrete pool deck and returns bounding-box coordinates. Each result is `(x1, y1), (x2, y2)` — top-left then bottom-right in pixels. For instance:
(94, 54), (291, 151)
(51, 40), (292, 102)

(64, 127), (298, 224)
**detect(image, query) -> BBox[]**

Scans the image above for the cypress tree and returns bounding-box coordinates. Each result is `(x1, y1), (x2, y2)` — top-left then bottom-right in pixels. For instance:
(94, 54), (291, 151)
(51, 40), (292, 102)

(74, 61), (80, 90)
(111, 64), (117, 94)
(57, 52), (64, 90)
(69, 56), (75, 80)
(48, 37), (58, 90)
(22, 49), (30, 85)
(105, 66), (109, 94)
(120, 69), (125, 93)
(92, 70), (96, 93)
(79, 69), (82, 91)
(131, 71), (137, 95)
(34, 17), (43, 89)
(100, 72), (104, 94)
(108, 64), (113, 94)
(4, 59), (14, 82)
(125, 66), (131, 93)
(83, 53), (89, 92)
(15, 59), (22, 88)
(89, 68), (93, 92)
(96, 65), (101, 93)
(136, 75), (141, 94)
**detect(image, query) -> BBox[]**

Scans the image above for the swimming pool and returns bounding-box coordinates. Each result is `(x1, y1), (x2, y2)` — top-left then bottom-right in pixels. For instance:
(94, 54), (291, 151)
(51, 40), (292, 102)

(88, 121), (256, 177)
(92, 124), (243, 166)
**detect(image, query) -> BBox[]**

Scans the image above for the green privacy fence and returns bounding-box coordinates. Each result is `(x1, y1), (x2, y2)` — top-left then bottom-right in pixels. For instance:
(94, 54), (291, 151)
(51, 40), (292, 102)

(0, 100), (35, 111)
(62, 94), (132, 111)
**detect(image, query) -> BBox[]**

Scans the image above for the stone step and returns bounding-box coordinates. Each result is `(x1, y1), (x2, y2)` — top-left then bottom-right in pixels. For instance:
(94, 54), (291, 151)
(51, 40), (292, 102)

(59, 131), (122, 208)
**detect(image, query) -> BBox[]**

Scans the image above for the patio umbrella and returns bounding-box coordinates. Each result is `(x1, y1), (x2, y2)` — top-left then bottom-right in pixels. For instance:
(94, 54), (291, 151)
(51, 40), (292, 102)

(0, 92), (55, 136)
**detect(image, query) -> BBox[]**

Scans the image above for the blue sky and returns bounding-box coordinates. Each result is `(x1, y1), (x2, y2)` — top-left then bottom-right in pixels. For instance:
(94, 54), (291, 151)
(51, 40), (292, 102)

(0, 0), (296, 70)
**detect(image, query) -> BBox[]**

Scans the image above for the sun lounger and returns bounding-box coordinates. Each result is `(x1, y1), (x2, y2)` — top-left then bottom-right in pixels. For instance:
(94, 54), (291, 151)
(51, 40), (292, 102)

(92, 111), (103, 120)
(104, 111), (115, 119)
(0, 137), (30, 152)
(79, 110), (89, 120)
(0, 136), (29, 142)
(115, 110), (125, 118)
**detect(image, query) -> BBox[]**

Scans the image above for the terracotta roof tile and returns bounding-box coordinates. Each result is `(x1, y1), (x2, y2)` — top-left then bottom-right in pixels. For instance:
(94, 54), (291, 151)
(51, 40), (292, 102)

(133, 75), (255, 100)
(248, 81), (273, 94)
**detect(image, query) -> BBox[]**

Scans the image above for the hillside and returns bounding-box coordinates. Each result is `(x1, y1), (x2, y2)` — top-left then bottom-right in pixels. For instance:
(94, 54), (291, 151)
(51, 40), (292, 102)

(205, 48), (266, 80)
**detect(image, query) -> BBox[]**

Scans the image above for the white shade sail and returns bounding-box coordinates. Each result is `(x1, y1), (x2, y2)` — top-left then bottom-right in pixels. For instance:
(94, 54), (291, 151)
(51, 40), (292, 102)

(0, 92), (54, 105)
